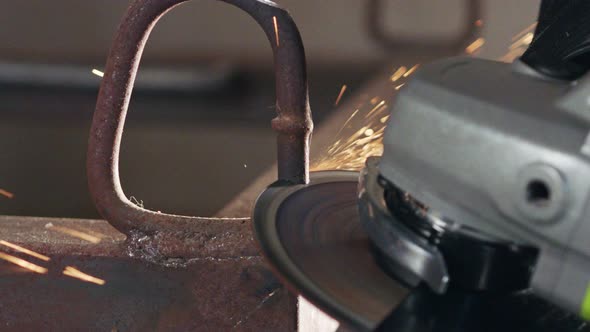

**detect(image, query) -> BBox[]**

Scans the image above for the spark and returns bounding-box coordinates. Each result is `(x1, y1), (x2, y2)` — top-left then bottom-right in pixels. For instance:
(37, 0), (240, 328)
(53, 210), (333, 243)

(63, 266), (105, 285)
(243, 164), (247, 168)
(0, 189), (14, 199)
(403, 64), (419, 78)
(0, 251), (47, 274)
(45, 224), (101, 244)
(390, 66), (407, 82)
(500, 22), (537, 63)
(335, 109), (360, 136)
(0, 240), (50, 261)
(313, 102), (387, 170)
(522, 32), (534, 45)
(334, 84), (348, 106)
(465, 37), (485, 54)
(273, 16), (280, 47)
(509, 32), (533, 50)
(313, 22), (538, 173)
(366, 100), (386, 118)
(511, 22), (537, 42)
(499, 48), (526, 63)
(92, 69), (104, 77)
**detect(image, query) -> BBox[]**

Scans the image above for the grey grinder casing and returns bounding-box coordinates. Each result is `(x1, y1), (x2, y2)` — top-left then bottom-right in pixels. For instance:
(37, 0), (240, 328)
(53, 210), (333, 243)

(379, 56), (590, 316)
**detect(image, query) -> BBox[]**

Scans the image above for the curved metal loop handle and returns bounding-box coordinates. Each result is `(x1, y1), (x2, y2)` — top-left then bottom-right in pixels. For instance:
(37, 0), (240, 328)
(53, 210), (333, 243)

(87, 0), (312, 235)
(366, 0), (481, 55)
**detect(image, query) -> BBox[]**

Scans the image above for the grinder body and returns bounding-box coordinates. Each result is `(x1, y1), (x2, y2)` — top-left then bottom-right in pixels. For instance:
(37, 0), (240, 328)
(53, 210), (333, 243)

(377, 56), (590, 318)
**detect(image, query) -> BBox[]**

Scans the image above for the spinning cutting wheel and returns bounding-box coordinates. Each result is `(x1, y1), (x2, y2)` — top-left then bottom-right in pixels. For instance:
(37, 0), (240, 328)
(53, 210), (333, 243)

(254, 171), (408, 330)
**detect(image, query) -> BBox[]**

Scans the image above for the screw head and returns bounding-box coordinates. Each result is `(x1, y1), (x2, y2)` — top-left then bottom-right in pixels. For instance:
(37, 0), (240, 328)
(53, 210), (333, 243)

(515, 163), (567, 224)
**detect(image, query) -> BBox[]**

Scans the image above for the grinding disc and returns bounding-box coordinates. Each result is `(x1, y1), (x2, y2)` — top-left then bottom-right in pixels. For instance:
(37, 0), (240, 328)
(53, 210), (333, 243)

(253, 171), (409, 331)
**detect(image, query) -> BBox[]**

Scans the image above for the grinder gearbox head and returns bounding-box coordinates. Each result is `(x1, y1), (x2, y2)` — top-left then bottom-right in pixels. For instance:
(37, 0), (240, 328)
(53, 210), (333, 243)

(374, 55), (590, 319)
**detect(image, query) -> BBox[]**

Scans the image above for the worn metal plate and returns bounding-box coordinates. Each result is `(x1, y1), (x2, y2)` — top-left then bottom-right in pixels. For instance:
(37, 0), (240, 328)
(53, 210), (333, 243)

(0, 216), (296, 331)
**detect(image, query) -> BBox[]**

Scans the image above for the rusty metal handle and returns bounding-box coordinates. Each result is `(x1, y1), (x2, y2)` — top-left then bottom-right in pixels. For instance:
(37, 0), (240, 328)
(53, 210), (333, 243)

(87, 0), (312, 235)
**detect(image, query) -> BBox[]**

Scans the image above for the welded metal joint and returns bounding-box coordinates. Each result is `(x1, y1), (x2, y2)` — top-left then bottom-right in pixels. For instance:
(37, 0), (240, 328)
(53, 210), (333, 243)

(87, 0), (312, 237)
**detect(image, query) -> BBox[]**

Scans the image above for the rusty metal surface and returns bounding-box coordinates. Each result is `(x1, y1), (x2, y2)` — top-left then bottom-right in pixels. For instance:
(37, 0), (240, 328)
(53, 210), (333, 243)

(88, 0), (312, 238)
(0, 215), (296, 331)
(0, 215), (257, 263)
(0, 214), (260, 263)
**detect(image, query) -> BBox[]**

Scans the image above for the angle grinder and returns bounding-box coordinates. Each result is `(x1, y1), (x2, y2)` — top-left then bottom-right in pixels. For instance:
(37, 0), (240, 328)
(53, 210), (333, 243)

(253, 1), (590, 331)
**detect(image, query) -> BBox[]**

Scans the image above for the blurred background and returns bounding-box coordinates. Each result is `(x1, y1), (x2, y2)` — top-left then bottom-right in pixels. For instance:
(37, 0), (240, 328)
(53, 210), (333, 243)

(0, 0), (539, 219)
